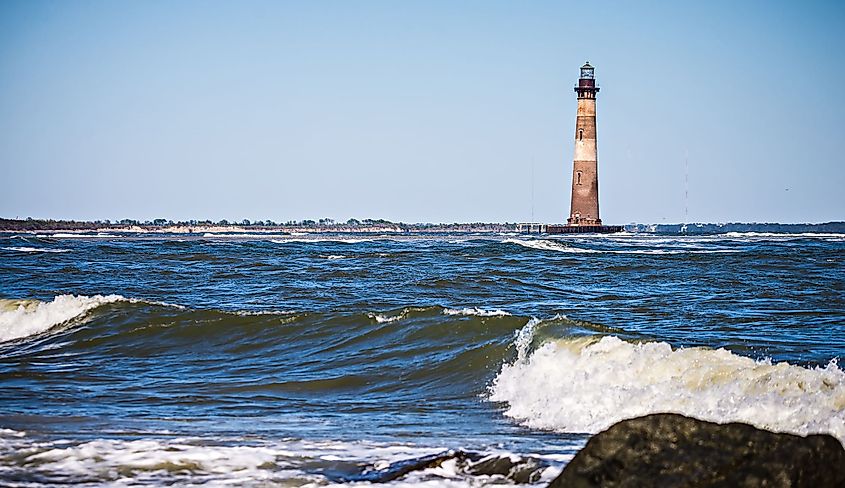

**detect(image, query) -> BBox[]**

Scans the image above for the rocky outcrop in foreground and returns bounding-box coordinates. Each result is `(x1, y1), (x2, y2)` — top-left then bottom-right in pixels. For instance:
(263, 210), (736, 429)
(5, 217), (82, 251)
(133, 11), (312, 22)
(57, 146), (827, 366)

(549, 413), (845, 488)
(344, 450), (547, 484)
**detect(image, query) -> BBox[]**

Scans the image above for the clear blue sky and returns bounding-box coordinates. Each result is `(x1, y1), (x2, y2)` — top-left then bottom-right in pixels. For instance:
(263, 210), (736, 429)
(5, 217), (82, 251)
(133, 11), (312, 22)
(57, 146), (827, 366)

(1, 0), (843, 224)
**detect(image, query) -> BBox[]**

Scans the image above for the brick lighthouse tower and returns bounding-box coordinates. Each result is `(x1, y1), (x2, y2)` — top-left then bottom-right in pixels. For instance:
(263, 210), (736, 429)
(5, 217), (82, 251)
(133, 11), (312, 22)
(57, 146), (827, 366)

(518, 62), (620, 234)
(568, 62), (602, 226)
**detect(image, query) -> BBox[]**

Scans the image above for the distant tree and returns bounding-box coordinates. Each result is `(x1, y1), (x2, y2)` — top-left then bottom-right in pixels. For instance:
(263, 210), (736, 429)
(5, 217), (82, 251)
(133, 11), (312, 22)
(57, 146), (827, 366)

(218, 219), (229, 226)
(153, 218), (168, 226)
(241, 219), (251, 226)
(346, 218), (360, 226)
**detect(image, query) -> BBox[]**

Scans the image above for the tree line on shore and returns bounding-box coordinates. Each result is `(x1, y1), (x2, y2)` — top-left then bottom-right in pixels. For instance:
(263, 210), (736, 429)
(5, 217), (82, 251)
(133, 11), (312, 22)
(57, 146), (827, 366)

(0, 217), (517, 232)
(3, 217), (843, 233)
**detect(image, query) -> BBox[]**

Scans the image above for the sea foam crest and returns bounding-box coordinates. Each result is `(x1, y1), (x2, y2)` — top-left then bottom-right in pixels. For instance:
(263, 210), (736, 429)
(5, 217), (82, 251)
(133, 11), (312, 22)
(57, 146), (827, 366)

(3, 432), (567, 487)
(489, 333), (845, 444)
(503, 239), (739, 255)
(503, 239), (571, 252)
(2, 247), (70, 253)
(0, 294), (125, 343)
(443, 307), (511, 317)
(724, 232), (845, 239)
(25, 438), (284, 481)
(271, 238), (375, 244)
(368, 311), (406, 324)
(47, 233), (119, 238)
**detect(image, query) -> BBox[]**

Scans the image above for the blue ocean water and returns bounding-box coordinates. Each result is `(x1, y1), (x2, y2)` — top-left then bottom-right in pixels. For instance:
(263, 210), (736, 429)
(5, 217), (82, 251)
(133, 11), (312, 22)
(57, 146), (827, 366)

(0, 231), (843, 486)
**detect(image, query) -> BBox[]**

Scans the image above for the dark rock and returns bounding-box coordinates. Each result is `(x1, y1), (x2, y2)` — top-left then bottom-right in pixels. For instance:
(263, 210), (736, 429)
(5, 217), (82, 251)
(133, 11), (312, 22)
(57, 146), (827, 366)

(348, 449), (548, 483)
(467, 453), (546, 483)
(549, 413), (845, 488)
(350, 450), (468, 483)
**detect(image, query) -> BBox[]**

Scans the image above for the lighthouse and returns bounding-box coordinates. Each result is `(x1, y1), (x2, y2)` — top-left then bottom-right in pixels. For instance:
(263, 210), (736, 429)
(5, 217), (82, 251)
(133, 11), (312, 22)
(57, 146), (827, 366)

(568, 62), (601, 226)
(517, 62), (620, 234)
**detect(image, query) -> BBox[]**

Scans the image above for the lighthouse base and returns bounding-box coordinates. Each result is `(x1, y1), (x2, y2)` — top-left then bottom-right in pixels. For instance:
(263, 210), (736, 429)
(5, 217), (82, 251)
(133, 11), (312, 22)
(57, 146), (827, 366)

(547, 224), (623, 234)
(516, 223), (624, 234)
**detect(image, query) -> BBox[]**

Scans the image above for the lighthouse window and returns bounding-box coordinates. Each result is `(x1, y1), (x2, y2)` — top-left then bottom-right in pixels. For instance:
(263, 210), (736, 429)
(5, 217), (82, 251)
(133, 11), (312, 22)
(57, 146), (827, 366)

(578, 129), (584, 141)
(576, 171), (582, 185)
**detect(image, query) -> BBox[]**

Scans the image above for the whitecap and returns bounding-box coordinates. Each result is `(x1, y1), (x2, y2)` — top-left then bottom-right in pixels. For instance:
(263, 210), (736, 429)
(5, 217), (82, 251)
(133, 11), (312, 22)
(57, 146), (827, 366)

(47, 233), (120, 238)
(200, 233), (291, 238)
(368, 311), (406, 323)
(443, 307), (511, 317)
(0, 294), (125, 342)
(724, 232), (845, 239)
(489, 333), (845, 445)
(271, 238), (375, 244)
(2, 247), (70, 253)
(503, 238), (571, 252)
(3, 433), (569, 487)
(503, 238), (740, 254)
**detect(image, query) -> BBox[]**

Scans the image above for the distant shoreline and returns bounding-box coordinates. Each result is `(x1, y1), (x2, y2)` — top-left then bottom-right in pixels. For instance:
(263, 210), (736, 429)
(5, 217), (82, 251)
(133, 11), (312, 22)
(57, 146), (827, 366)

(1, 218), (843, 234)
(0, 218), (515, 234)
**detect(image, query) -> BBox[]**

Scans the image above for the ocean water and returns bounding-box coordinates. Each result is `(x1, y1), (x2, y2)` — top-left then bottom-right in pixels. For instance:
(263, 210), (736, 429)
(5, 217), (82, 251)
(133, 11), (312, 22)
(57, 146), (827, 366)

(1, 231), (844, 487)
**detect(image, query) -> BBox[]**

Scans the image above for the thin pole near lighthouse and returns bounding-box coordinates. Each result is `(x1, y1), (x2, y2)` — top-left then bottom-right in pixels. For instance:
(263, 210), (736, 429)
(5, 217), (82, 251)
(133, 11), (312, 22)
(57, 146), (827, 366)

(684, 150), (689, 222)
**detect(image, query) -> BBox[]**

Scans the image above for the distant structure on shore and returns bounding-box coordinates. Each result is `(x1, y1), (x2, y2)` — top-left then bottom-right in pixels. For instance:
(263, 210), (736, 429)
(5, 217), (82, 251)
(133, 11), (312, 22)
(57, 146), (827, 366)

(567, 62), (602, 226)
(519, 63), (621, 234)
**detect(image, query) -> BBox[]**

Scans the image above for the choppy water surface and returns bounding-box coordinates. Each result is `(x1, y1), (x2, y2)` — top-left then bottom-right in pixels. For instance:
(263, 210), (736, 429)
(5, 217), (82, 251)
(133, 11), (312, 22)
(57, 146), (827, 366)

(1, 231), (844, 486)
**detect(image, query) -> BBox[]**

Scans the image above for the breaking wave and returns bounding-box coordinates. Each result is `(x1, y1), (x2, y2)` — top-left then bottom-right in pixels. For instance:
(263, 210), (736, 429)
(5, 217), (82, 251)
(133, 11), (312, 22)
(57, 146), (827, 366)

(489, 327), (845, 444)
(0, 294), (125, 342)
(271, 238), (377, 244)
(443, 307), (511, 317)
(368, 311), (407, 323)
(723, 232), (845, 240)
(4, 293), (844, 451)
(503, 239), (571, 252)
(502, 239), (740, 254)
(2, 246), (70, 253)
(47, 233), (120, 238)
(0, 429), (567, 487)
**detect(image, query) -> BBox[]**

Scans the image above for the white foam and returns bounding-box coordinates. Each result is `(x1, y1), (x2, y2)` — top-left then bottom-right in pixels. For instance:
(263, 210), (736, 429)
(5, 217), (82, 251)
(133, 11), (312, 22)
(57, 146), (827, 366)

(2, 246), (70, 253)
(489, 333), (845, 445)
(512, 318), (542, 361)
(231, 309), (294, 316)
(47, 233), (119, 238)
(270, 238), (375, 244)
(323, 255), (347, 260)
(504, 239), (571, 252)
(0, 429), (574, 487)
(0, 294), (125, 342)
(443, 307), (511, 317)
(368, 311), (406, 323)
(7, 435), (456, 486)
(503, 238), (740, 254)
(724, 232), (845, 239)
(29, 438), (279, 472)
(201, 233), (291, 238)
